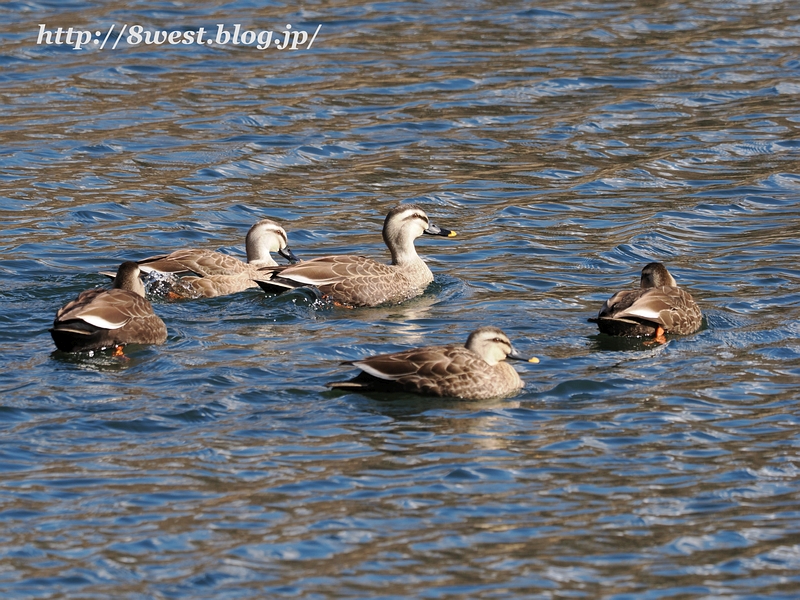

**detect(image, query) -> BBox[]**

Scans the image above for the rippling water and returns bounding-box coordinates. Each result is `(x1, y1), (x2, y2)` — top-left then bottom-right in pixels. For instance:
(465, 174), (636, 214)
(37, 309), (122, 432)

(2, 0), (800, 597)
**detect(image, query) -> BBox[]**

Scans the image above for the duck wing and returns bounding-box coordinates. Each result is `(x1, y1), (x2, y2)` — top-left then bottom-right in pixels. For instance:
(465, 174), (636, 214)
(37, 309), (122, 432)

(138, 249), (246, 278)
(54, 288), (149, 330)
(612, 286), (701, 334)
(262, 255), (393, 286)
(51, 288), (167, 351)
(255, 255), (409, 306)
(597, 289), (643, 319)
(348, 345), (494, 396)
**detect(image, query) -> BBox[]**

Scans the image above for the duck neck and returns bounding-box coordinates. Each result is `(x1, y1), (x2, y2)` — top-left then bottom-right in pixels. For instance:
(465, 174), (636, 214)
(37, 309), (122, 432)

(246, 242), (277, 267)
(114, 272), (146, 297)
(247, 254), (277, 267)
(387, 232), (422, 267)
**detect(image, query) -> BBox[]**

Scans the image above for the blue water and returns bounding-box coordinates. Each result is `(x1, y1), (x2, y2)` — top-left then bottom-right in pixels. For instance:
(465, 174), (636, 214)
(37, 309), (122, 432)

(2, 0), (800, 597)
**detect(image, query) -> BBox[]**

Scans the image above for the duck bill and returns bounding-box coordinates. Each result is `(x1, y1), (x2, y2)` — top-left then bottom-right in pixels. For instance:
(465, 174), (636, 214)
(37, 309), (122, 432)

(424, 223), (457, 238)
(507, 348), (539, 363)
(279, 247), (300, 263)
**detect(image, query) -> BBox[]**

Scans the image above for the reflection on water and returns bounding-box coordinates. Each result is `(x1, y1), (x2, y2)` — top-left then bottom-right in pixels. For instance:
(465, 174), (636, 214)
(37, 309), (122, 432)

(1, 0), (800, 597)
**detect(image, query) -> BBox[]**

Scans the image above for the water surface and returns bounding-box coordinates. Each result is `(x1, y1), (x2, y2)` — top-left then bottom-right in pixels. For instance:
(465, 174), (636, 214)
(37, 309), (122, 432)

(1, 0), (800, 597)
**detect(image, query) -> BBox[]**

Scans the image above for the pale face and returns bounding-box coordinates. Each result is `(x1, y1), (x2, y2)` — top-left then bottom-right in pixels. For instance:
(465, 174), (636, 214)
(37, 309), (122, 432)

(388, 207), (430, 241)
(248, 221), (288, 253)
(467, 329), (513, 366)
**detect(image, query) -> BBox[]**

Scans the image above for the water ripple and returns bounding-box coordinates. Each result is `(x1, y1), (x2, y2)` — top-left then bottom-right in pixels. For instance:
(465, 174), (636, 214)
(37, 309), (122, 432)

(1, 0), (800, 597)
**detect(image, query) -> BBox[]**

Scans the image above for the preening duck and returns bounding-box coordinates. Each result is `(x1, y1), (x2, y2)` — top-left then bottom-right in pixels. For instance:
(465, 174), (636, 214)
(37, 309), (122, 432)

(590, 262), (702, 341)
(50, 261), (168, 354)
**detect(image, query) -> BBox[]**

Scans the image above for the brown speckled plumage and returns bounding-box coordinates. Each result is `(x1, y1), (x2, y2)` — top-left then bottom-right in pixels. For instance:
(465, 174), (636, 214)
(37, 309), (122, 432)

(591, 262), (702, 337)
(50, 262), (167, 353)
(134, 219), (297, 298)
(254, 205), (456, 307)
(328, 327), (538, 400)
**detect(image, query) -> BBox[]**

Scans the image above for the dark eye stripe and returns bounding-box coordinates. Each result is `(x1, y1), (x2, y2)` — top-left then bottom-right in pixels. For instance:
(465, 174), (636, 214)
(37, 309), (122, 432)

(405, 212), (428, 225)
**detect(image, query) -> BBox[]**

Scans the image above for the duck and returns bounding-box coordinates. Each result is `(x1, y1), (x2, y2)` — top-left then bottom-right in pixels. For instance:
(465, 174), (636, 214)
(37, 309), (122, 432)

(327, 326), (539, 400)
(128, 219), (298, 298)
(253, 205), (456, 307)
(50, 261), (168, 354)
(589, 262), (702, 341)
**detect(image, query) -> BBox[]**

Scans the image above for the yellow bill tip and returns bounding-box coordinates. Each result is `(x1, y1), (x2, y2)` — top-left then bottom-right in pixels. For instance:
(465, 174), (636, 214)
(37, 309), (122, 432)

(528, 357), (540, 364)
(447, 230), (458, 237)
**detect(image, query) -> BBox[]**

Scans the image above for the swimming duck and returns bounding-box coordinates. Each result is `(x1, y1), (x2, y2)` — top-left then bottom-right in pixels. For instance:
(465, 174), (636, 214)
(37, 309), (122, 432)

(131, 219), (297, 298)
(50, 261), (168, 354)
(590, 262), (702, 341)
(253, 205), (456, 307)
(328, 326), (539, 399)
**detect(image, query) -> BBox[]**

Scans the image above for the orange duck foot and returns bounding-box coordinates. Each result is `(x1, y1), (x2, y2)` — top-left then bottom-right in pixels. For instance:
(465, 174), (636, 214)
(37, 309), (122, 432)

(323, 294), (354, 309)
(645, 325), (667, 346)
